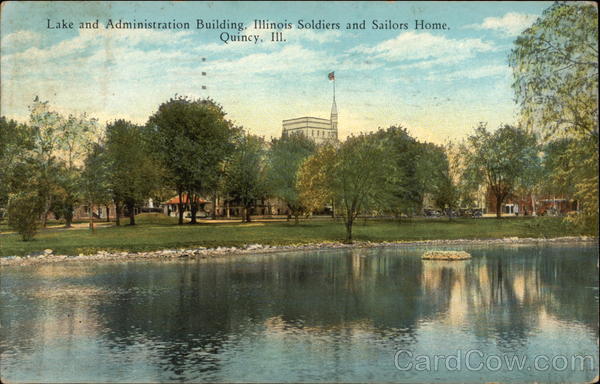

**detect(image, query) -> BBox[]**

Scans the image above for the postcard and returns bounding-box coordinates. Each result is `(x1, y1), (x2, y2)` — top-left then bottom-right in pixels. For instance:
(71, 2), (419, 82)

(1, 1), (598, 383)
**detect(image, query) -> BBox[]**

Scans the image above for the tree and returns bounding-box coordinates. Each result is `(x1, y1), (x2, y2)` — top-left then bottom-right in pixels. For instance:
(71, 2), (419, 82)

(223, 134), (268, 223)
(427, 145), (459, 219)
(463, 124), (539, 218)
(446, 141), (481, 210)
(54, 113), (98, 227)
(509, 2), (598, 141)
(0, 117), (24, 212)
(510, 2), (598, 226)
(105, 120), (158, 225)
(80, 142), (111, 232)
(266, 133), (316, 223)
(28, 97), (64, 227)
(370, 126), (418, 217)
(7, 191), (44, 241)
(297, 143), (337, 216)
(147, 96), (237, 225)
(298, 133), (394, 243)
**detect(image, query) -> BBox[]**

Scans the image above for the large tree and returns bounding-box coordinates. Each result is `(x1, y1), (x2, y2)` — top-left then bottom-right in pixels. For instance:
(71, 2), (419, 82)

(147, 96), (237, 225)
(105, 120), (158, 225)
(371, 126), (418, 216)
(224, 133), (268, 223)
(298, 133), (394, 243)
(28, 98), (64, 227)
(509, 2), (598, 226)
(266, 133), (316, 223)
(463, 124), (539, 218)
(509, 2), (598, 140)
(54, 113), (98, 227)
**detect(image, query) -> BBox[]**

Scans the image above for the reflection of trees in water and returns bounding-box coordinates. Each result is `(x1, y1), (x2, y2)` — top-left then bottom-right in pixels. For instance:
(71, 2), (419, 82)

(420, 245), (599, 348)
(0, 265), (107, 361)
(1, 245), (597, 380)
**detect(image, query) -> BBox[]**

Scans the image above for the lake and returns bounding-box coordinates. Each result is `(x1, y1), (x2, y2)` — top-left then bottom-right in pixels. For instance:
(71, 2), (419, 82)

(1, 244), (598, 382)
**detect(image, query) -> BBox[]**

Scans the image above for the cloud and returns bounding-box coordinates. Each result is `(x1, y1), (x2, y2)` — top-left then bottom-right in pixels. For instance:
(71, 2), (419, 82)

(464, 12), (538, 36)
(1, 28), (194, 64)
(0, 30), (41, 50)
(348, 31), (494, 65)
(206, 44), (334, 75)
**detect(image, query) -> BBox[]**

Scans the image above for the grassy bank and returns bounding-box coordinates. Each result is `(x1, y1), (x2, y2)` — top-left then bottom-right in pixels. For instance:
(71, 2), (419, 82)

(0, 214), (594, 257)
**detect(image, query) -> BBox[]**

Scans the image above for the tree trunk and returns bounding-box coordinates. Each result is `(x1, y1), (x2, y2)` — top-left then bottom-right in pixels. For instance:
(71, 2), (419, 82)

(211, 193), (217, 220)
(115, 200), (121, 226)
(226, 200), (230, 219)
(89, 202), (95, 232)
(106, 205), (110, 222)
(42, 209), (49, 228)
(127, 201), (136, 225)
(496, 195), (503, 218)
(241, 206), (247, 223)
(345, 217), (353, 244)
(64, 203), (73, 228)
(190, 194), (198, 224)
(531, 194), (537, 217)
(177, 190), (184, 225)
(294, 213), (299, 224)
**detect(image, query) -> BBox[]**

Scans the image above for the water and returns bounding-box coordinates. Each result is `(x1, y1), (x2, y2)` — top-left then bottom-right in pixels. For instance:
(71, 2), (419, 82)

(1, 244), (598, 383)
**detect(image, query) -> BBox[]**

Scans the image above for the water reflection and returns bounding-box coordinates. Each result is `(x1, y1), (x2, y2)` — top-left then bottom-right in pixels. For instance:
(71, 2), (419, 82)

(1, 244), (598, 382)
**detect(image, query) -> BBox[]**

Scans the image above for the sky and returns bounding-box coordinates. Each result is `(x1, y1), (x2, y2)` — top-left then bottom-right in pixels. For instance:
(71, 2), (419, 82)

(0, 1), (553, 144)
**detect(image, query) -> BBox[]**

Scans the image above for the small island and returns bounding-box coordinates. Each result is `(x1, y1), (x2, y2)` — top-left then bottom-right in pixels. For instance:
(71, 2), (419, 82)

(422, 250), (472, 260)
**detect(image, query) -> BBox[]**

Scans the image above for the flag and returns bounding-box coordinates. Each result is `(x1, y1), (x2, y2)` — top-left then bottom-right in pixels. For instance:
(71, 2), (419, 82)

(328, 71), (335, 81)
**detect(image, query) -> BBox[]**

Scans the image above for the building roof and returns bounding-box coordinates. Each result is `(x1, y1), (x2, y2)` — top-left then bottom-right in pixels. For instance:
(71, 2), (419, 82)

(162, 194), (208, 205)
(282, 116), (331, 123)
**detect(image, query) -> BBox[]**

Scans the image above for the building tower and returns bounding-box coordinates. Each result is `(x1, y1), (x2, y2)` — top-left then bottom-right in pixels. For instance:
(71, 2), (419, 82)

(330, 96), (338, 140)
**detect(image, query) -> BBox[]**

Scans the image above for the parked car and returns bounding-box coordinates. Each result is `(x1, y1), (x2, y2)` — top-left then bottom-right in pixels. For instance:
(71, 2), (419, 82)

(424, 209), (441, 217)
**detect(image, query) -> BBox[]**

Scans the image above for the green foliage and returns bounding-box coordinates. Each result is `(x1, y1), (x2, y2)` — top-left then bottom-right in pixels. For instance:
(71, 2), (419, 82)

(369, 126), (457, 216)
(299, 133), (395, 242)
(55, 113), (99, 227)
(370, 126), (418, 215)
(147, 96), (238, 224)
(80, 142), (112, 222)
(562, 136), (599, 229)
(7, 190), (44, 241)
(297, 143), (337, 214)
(0, 117), (26, 210)
(28, 98), (64, 225)
(464, 124), (539, 218)
(105, 120), (159, 225)
(510, 2), (598, 227)
(266, 133), (316, 222)
(224, 134), (268, 222)
(509, 2), (598, 140)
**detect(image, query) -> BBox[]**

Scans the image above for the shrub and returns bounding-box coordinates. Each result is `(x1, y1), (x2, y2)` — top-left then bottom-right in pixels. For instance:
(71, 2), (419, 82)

(7, 191), (44, 241)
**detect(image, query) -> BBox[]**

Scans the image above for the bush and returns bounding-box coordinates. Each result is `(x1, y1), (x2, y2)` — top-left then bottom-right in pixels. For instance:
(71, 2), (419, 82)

(7, 191), (44, 241)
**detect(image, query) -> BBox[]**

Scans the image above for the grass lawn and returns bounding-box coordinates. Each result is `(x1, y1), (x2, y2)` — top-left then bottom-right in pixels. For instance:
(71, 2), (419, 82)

(0, 214), (594, 257)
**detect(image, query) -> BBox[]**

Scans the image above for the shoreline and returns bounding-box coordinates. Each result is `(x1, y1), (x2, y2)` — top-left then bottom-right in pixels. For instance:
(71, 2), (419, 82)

(1, 236), (597, 267)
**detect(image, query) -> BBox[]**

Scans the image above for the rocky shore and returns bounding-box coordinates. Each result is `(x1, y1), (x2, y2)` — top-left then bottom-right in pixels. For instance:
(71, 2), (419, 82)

(0, 236), (596, 267)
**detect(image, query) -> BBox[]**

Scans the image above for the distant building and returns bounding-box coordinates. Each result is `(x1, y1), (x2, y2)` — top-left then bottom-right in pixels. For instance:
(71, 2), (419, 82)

(282, 96), (338, 144)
